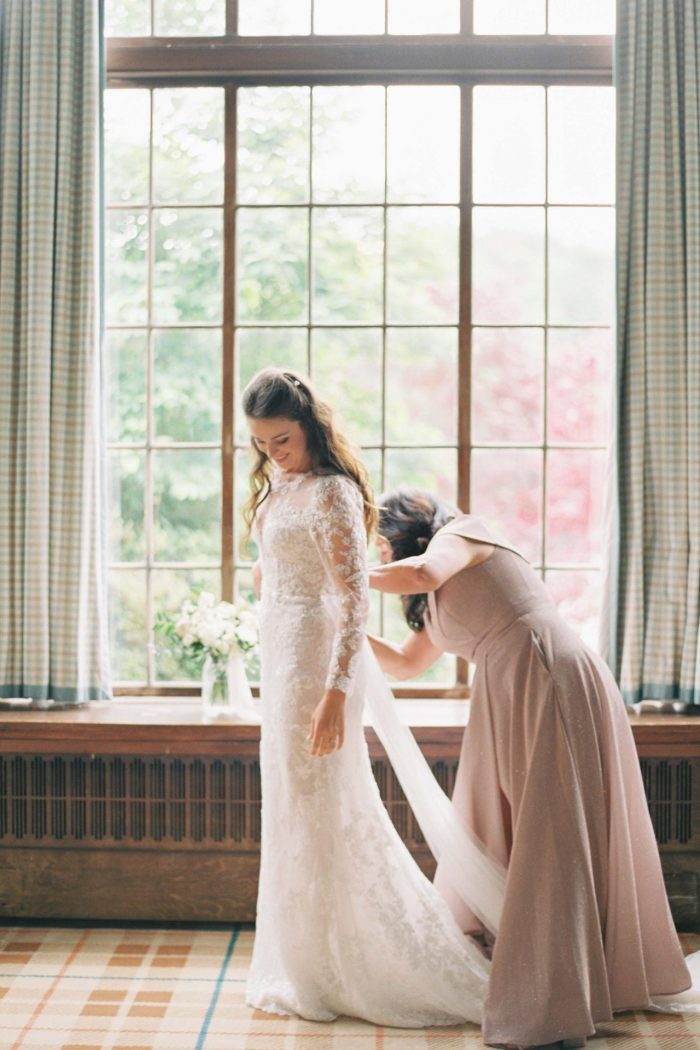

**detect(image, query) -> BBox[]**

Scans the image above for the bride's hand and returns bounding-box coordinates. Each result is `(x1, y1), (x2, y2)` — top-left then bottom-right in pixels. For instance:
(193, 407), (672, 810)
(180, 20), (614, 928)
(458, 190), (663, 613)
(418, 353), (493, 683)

(307, 690), (345, 757)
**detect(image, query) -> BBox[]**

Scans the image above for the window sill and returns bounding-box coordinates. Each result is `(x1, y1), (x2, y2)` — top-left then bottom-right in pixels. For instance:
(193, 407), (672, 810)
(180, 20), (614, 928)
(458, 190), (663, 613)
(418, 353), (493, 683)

(1, 695), (699, 755)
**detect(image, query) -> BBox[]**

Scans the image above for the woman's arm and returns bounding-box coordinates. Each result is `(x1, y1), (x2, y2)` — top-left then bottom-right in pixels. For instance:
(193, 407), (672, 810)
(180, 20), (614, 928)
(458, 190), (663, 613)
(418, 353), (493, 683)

(369, 533), (495, 595)
(307, 475), (369, 757)
(367, 627), (443, 680)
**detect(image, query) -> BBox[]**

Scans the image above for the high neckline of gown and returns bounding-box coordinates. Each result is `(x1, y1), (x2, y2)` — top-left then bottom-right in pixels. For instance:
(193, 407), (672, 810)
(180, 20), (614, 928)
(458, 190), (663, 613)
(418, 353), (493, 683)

(270, 464), (315, 489)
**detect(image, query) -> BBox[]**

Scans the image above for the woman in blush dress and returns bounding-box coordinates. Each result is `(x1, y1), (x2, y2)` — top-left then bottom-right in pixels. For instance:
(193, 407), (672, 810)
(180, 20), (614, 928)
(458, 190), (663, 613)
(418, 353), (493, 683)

(367, 487), (692, 1050)
(240, 369), (492, 1029)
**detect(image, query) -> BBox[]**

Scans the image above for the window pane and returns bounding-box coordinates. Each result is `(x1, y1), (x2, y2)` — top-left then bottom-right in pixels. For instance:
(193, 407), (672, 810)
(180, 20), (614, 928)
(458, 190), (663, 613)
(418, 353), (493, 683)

(311, 329), (383, 445)
(388, 0), (459, 34)
(235, 448), (256, 561)
(238, 0), (311, 34)
(237, 88), (310, 205)
(383, 593), (456, 683)
(105, 90), (150, 205)
(237, 208), (309, 323)
(548, 0), (615, 34)
(471, 449), (542, 563)
(474, 0), (545, 34)
(548, 207), (614, 324)
(472, 328), (543, 443)
(153, 329), (222, 443)
(105, 0), (150, 35)
(547, 328), (612, 443)
(153, 569), (221, 681)
(385, 328), (458, 444)
(361, 448), (383, 494)
(109, 570), (147, 681)
(106, 210), (148, 324)
(106, 330), (147, 443)
(236, 566), (256, 606)
(548, 87), (614, 204)
(546, 449), (605, 565)
(473, 87), (545, 204)
(236, 329), (308, 442)
(472, 207), (545, 324)
(153, 88), (224, 205)
(314, 0), (384, 34)
(387, 207), (459, 323)
(545, 570), (601, 649)
(312, 208), (384, 323)
(153, 450), (221, 562)
(312, 87), (385, 204)
(387, 87), (460, 204)
(153, 208), (222, 323)
(154, 0), (225, 34)
(108, 450), (146, 562)
(366, 590), (382, 637)
(385, 449), (458, 504)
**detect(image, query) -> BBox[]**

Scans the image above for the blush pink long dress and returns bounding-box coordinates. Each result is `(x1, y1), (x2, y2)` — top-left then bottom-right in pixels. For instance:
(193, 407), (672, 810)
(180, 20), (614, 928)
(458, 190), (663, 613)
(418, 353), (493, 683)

(424, 514), (691, 1047)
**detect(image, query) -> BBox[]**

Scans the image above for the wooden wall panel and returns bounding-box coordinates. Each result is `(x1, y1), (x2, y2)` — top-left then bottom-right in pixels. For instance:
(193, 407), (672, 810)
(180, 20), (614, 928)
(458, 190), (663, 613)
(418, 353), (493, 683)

(1, 713), (699, 927)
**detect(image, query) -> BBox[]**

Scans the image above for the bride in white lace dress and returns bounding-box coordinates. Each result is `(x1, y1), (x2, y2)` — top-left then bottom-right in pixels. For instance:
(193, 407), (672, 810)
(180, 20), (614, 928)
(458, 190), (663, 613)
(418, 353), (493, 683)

(241, 367), (490, 1029)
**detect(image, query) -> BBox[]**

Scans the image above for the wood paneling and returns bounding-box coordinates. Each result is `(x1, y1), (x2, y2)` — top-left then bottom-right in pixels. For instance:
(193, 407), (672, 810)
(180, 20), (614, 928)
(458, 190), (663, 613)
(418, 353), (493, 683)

(106, 39), (613, 85)
(1, 706), (699, 925)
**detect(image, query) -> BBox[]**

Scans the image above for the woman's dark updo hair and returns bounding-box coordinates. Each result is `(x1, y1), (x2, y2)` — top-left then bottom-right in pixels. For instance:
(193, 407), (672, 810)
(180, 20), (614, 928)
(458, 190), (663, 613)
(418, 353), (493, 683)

(378, 487), (459, 631)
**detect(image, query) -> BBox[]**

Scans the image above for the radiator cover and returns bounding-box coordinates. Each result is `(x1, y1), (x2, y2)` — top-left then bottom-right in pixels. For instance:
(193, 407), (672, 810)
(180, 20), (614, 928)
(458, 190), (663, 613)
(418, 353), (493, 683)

(0, 753), (694, 848)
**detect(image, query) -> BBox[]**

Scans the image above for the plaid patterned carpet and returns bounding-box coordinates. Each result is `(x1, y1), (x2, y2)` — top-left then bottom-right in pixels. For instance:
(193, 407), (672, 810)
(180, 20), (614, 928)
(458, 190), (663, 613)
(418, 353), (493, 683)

(0, 924), (699, 1050)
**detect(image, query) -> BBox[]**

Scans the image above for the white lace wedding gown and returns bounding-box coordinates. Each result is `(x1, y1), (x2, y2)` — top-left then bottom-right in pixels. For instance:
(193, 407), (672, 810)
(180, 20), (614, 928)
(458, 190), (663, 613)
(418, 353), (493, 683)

(244, 467), (490, 1027)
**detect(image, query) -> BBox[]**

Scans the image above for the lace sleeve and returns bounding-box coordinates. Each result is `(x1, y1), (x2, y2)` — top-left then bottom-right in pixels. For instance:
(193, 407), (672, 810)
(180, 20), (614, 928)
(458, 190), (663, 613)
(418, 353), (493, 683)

(312, 474), (369, 696)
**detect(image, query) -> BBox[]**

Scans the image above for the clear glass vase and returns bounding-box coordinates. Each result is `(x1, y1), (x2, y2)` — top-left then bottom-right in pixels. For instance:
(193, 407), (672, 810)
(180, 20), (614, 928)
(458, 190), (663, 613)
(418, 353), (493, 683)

(201, 650), (259, 722)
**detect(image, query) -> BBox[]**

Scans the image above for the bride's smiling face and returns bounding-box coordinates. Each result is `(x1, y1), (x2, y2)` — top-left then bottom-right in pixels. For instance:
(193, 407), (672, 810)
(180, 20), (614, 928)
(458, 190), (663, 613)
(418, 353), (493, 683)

(247, 415), (312, 473)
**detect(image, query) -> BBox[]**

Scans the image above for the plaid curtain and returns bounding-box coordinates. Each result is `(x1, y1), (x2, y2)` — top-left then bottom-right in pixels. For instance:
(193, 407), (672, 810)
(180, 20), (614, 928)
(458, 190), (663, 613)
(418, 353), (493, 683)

(605, 0), (700, 704)
(0, 0), (111, 702)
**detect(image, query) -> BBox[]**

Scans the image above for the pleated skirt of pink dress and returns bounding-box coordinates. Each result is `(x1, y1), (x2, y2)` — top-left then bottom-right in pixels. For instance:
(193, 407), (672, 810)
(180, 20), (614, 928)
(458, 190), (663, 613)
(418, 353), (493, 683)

(425, 520), (691, 1047)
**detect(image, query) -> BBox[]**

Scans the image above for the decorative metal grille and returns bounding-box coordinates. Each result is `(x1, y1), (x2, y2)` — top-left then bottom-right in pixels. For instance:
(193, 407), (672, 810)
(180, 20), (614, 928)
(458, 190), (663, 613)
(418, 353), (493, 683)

(0, 754), (458, 851)
(3, 755), (691, 850)
(640, 758), (694, 846)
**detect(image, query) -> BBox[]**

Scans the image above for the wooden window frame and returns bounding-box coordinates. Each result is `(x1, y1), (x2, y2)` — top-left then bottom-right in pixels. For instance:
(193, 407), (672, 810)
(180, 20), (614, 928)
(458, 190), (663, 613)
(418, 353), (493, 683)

(106, 13), (613, 697)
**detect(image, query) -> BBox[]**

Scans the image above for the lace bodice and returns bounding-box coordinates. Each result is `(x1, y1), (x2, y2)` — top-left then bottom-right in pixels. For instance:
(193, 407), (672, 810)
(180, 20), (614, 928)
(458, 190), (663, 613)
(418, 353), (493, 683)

(254, 469), (369, 695)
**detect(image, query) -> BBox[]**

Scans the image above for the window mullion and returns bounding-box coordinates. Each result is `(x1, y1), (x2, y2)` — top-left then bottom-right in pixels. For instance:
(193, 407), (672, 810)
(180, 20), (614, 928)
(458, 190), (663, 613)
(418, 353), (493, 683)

(222, 85), (237, 603)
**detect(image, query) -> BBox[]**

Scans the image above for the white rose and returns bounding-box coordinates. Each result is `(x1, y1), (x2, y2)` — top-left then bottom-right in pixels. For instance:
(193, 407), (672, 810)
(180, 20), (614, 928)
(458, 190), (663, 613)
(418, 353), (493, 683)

(236, 624), (258, 647)
(198, 592), (216, 609)
(198, 623), (221, 648)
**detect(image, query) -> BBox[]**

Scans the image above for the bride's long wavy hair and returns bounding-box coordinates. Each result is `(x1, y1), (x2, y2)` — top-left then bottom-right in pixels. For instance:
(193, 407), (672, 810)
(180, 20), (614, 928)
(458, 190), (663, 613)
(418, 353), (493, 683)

(378, 487), (458, 631)
(242, 367), (377, 541)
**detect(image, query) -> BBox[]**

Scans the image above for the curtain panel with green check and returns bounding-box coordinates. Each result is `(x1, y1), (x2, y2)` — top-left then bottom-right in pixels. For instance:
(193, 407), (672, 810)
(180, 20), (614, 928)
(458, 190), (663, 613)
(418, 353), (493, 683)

(0, 0), (111, 702)
(607, 0), (700, 703)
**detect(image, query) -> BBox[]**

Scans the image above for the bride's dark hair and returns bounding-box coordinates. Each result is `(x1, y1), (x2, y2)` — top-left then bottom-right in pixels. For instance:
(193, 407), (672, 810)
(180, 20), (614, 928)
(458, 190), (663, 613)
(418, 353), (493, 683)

(378, 487), (459, 631)
(242, 367), (377, 540)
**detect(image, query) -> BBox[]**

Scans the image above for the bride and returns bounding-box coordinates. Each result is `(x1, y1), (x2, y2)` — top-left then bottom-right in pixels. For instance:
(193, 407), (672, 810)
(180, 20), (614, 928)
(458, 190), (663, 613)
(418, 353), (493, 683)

(241, 366), (492, 1028)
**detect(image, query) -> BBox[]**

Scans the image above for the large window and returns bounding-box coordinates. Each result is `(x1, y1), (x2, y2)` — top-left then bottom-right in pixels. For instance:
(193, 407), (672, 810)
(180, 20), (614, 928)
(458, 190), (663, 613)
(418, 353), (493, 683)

(105, 1), (615, 695)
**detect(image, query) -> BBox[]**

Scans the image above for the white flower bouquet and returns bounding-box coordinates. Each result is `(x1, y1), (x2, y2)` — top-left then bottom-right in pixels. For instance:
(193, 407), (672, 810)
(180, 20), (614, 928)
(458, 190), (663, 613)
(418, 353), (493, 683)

(154, 590), (260, 721)
(155, 590), (259, 671)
